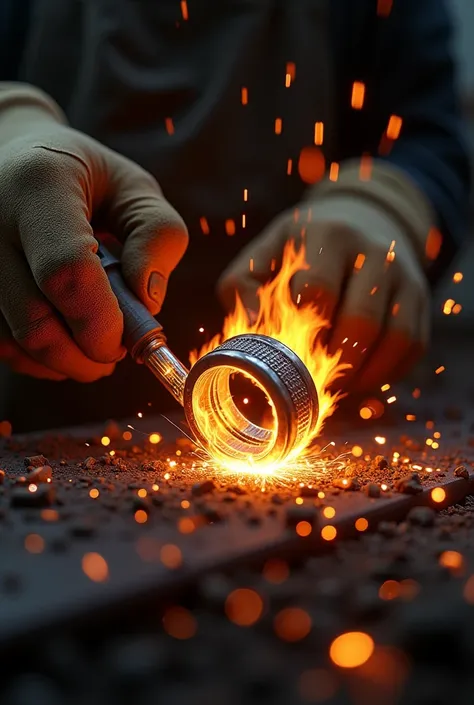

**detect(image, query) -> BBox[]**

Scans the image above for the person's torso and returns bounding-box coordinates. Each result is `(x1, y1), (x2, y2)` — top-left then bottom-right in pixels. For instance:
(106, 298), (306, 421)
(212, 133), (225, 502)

(4, 0), (373, 429)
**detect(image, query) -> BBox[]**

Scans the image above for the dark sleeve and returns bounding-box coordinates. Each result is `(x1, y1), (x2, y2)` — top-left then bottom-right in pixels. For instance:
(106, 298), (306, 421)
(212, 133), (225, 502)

(367, 0), (470, 273)
(0, 0), (32, 80)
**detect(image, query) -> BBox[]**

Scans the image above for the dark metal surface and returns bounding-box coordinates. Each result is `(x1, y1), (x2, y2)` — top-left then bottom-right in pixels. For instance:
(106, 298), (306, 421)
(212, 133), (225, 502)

(1, 412), (473, 650)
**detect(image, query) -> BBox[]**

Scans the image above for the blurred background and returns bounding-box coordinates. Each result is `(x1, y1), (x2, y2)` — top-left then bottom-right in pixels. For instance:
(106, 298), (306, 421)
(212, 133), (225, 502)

(418, 0), (474, 415)
(436, 0), (474, 313)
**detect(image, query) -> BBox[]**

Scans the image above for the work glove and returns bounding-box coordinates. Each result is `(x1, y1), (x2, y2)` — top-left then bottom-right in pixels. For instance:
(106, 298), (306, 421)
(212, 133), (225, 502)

(0, 84), (188, 382)
(218, 160), (435, 392)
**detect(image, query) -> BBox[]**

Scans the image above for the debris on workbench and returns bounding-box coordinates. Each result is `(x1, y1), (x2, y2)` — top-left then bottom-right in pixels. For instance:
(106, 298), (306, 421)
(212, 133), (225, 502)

(1, 411), (474, 705)
(26, 465), (52, 483)
(407, 506), (436, 527)
(395, 473), (423, 495)
(364, 482), (381, 498)
(455, 465), (470, 479)
(24, 454), (49, 468)
(192, 479), (216, 496)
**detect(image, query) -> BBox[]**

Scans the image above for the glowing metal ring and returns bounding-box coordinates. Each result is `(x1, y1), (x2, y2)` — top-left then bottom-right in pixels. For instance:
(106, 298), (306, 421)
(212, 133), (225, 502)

(183, 334), (319, 465)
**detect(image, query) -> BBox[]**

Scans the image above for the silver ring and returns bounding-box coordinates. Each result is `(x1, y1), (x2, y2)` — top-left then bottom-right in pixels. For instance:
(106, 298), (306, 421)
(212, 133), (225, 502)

(183, 334), (319, 465)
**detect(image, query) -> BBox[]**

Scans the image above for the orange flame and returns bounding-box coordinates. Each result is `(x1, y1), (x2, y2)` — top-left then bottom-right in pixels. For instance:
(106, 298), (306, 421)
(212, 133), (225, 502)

(189, 241), (350, 468)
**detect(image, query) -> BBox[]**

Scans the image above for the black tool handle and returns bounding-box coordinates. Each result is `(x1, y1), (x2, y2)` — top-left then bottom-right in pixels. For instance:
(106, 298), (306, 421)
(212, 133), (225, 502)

(97, 243), (164, 360)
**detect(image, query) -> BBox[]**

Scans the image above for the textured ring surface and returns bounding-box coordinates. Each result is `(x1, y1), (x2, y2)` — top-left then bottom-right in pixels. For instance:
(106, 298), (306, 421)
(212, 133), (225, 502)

(183, 334), (319, 466)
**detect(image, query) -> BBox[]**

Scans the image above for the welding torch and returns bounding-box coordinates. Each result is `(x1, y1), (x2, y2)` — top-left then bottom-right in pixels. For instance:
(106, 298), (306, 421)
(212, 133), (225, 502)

(98, 242), (319, 466)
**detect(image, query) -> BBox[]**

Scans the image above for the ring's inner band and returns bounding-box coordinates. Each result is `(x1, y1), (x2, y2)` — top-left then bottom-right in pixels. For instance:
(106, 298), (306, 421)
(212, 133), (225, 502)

(191, 366), (277, 462)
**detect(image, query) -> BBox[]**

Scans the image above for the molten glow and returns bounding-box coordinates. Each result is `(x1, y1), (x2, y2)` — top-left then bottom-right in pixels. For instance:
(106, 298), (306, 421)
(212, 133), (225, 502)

(200, 217), (210, 234)
(355, 517), (369, 532)
(41, 509), (59, 522)
(314, 121), (324, 145)
(178, 517), (195, 534)
(377, 0), (393, 17)
(160, 544), (182, 569)
(431, 487), (446, 503)
(439, 550), (464, 573)
(330, 632), (374, 668)
(296, 520), (312, 537)
(351, 81), (366, 109)
(321, 525), (337, 541)
(225, 219), (236, 236)
(286, 62), (296, 85)
(298, 147), (326, 184)
(379, 580), (400, 600)
(190, 242), (349, 474)
(354, 253), (366, 271)
(25, 533), (45, 554)
(225, 589), (263, 626)
(426, 227), (442, 260)
(82, 553), (109, 582)
(149, 433), (162, 445)
(163, 606), (197, 639)
(360, 154), (373, 181)
(443, 298), (455, 315)
(329, 162), (339, 181)
(263, 558), (289, 584)
(274, 607), (312, 641)
(135, 509), (148, 524)
(386, 115), (403, 140)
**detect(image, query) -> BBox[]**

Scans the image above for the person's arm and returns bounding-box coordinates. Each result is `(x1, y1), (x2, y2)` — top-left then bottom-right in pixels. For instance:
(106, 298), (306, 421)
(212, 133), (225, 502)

(320, 0), (470, 280)
(0, 81), (188, 381)
(218, 0), (470, 392)
(376, 0), (470, 262)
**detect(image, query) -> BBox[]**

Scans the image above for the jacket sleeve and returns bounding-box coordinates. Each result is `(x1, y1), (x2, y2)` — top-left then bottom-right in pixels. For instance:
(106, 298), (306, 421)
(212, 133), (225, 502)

(369, 0), (470, 274)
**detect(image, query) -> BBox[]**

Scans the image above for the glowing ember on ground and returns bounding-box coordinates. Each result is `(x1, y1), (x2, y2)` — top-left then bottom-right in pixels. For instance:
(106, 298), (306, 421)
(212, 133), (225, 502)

(329, 632), (375, 668)
(189, 242), (350, 477)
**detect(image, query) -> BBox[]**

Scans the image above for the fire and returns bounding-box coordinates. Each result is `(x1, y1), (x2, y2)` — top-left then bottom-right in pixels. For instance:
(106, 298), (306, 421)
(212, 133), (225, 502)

(189, 241), (350, 473)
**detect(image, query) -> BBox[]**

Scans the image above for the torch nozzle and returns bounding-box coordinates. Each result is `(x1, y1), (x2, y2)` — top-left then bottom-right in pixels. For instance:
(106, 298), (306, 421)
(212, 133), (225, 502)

(141, 339), (188, 406)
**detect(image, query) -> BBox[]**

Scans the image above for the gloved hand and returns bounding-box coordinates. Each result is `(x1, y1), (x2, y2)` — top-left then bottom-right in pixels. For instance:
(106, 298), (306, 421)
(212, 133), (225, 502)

(0, 84), (188, 382)
(218, 163), (434, 392)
